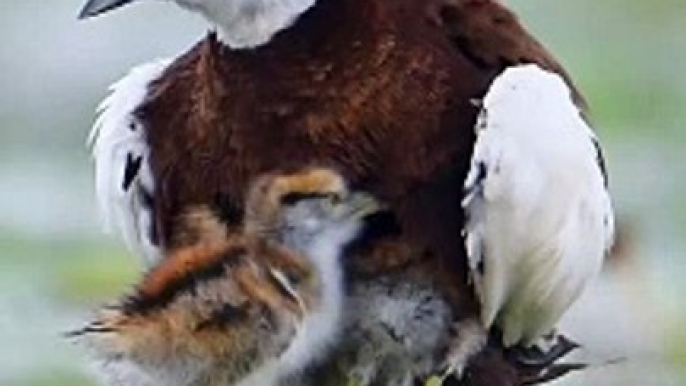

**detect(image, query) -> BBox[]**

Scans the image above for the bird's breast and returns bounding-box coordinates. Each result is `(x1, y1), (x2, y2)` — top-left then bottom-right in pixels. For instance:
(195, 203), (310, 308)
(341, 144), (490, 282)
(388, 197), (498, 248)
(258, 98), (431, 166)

(137, 0), (496, 297)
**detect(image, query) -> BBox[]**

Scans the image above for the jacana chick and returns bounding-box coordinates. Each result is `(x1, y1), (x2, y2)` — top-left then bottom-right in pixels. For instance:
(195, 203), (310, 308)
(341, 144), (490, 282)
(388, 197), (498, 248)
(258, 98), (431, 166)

(71, 167), (380, 386)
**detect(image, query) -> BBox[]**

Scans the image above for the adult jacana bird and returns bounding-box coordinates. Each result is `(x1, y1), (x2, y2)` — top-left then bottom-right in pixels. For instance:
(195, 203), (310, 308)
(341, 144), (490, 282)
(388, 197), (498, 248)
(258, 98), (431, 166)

(79, 0), (614, 384)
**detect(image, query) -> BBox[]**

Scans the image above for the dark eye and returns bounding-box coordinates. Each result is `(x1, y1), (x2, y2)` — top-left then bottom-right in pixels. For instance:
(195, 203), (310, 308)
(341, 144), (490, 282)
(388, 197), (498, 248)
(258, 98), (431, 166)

(328, 193), (342, 205)
(280, 192), (328, 206)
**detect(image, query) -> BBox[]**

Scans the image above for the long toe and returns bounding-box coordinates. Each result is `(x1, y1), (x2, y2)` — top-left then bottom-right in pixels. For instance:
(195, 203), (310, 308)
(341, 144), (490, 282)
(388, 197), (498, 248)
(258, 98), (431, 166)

(520, 362), (588, 385)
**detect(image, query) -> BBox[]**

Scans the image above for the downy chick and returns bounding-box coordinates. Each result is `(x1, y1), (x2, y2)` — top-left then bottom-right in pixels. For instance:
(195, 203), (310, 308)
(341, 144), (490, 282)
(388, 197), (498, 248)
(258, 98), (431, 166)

(70, 167), (380, 386)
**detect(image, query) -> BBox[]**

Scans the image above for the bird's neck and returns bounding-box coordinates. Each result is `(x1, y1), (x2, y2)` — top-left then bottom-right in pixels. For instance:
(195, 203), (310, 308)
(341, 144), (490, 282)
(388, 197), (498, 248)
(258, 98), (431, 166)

(186, 0), (318, 49)
(306, 234), (348, 311)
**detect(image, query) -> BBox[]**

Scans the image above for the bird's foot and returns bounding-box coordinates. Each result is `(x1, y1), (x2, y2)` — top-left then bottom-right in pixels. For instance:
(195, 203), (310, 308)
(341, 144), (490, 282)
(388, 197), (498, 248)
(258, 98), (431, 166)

(507, 333), (587, 385)
(507, 333), (580, 369)
(439, 319), (488, 382)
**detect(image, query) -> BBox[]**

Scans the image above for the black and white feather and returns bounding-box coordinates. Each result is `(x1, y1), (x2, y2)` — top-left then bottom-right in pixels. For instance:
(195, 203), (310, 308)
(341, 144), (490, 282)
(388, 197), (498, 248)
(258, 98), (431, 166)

(89, 59), (171, 266)
(462, 64), (614, 347)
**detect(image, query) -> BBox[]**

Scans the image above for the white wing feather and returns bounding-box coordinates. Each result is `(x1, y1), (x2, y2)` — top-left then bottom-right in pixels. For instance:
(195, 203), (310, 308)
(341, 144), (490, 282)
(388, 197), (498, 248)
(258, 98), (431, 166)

(463, 64), (614, 347)
(89, 59), (172, 266)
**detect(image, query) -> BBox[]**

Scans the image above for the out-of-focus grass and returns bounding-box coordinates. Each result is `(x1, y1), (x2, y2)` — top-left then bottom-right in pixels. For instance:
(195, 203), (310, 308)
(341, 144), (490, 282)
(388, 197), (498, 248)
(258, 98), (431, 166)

(7, 374), (93, 386)
(0, 234), (135, 386)
(665, 317), (686, 367)
(587, 81), (685, 140)
(0, 234), (137, 302)
(53, 248), (137, 302)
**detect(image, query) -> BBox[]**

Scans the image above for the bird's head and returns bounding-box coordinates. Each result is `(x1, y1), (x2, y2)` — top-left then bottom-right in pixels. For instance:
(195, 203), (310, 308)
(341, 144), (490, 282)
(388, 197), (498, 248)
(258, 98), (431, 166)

(79, 0), (316, 48)
(244, 168), (381, 255)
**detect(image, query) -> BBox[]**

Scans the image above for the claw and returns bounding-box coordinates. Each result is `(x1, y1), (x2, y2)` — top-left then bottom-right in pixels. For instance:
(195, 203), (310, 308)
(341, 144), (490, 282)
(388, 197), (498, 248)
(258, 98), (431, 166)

(522, 355), (626, 385)
(437, 365), (460, 384)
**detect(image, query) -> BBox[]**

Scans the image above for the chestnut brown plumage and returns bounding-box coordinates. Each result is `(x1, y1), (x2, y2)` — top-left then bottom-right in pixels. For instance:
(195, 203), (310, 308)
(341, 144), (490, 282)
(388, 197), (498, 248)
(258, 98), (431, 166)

(139, 0), (582, 297)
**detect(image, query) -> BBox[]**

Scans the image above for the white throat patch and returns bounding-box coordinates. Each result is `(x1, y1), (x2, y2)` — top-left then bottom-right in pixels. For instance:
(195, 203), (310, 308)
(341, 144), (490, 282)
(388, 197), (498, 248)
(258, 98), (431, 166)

(175, 0), (317, 49)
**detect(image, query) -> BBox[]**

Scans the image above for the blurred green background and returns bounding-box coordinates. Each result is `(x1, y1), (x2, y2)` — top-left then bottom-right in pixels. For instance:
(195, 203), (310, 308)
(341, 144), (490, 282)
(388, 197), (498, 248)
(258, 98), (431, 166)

(0, 0), (683, 384)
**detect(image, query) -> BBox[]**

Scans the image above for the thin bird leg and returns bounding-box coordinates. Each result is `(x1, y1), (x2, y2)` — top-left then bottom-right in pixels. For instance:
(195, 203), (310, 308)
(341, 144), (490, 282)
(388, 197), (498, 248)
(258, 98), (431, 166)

(440, 318), (488, 380)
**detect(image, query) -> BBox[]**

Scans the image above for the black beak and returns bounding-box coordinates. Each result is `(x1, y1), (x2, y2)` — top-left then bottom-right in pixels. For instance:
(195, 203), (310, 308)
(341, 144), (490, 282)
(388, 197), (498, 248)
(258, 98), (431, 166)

(79, 0), (138, 19)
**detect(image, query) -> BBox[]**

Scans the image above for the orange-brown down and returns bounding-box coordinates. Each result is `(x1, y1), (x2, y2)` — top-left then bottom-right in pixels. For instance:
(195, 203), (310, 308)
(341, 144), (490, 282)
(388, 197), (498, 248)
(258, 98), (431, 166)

(72, 168), (378, 386)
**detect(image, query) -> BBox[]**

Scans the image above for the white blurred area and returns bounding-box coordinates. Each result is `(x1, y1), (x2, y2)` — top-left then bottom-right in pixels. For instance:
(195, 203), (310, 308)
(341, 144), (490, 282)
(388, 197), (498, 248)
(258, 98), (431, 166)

(0, 0), (204, 241)
(559, 222), (680, 385)
(0, 0), (684, 385)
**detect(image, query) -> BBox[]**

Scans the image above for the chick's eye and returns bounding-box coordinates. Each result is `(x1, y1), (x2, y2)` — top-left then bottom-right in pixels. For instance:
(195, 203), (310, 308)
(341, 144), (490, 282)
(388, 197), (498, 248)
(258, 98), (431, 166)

(328, 193), (342, 205)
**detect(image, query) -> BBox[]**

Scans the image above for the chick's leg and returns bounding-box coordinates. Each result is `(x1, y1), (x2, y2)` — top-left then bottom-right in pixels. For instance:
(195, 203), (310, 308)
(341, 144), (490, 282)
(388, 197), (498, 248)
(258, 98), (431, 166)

(440, 318), (488, 380)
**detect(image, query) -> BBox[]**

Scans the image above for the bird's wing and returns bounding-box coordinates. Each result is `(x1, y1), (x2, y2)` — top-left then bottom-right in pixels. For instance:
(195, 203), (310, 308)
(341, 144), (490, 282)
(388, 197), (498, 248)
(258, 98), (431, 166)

(89, 59), (172, 266)
(462, 64), (614, 346)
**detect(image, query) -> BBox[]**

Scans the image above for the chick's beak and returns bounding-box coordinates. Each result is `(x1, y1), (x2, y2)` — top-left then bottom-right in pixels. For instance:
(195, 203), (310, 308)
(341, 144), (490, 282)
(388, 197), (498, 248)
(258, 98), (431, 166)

(340, 192), (382, 220)
(79, 0), (139, 19)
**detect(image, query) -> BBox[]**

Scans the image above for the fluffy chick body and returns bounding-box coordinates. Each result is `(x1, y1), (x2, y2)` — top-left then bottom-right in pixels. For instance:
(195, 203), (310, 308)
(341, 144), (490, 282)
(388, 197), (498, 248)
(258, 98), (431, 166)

(73, 168), (377, 386)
